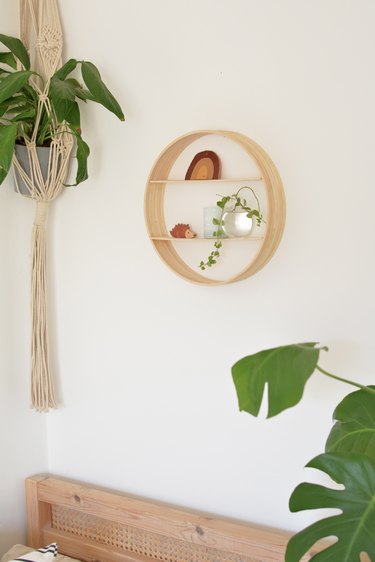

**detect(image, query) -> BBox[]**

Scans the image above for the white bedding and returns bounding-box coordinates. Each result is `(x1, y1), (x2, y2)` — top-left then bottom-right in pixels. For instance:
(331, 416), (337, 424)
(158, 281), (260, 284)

(1, 545), (79, 562)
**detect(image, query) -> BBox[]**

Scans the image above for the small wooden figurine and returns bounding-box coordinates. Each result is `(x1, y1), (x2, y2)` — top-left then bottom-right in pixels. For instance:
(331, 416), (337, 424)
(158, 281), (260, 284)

(170, 224), (197, 238)
(185, 150), (221, 180)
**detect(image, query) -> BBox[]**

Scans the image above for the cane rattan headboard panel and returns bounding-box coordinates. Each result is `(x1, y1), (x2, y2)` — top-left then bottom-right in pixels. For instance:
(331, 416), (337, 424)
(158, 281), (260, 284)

(25, 475), (313, 562)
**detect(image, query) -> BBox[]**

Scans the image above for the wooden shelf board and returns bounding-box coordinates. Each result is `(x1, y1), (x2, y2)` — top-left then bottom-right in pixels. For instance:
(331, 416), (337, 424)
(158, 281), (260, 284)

(151, 236), (264, 241)
(149, 177), (263, 184)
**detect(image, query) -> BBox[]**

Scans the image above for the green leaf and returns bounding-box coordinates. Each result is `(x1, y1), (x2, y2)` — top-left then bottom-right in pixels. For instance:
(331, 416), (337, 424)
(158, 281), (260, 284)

(286, 452), (375, 562)
(232, 343), (324, 418)
(74, 87), (95, 102)
(0, 71), (32, 104)
(0, 97), (28, 118)
(0, 52), (17, 69)
(65, 79), (96, 102)
(49, 75), (76, 122)
(35, 107), (52, 146)
(22, 83), (38, 104)
(53, 58), (78, 80)
(81, 61), (124, 120)
(326, 386), (375, 463)
(65, 101), (81, 131)
(0, 123), (17, 184)
(73, 133), (90, 185)
(0, 34), (30, 70)
(12, 107), (35, 122)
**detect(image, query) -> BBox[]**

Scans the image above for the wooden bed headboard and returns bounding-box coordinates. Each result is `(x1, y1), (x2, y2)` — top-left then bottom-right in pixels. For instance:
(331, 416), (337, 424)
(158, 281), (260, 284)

(25, 475), (314, 562)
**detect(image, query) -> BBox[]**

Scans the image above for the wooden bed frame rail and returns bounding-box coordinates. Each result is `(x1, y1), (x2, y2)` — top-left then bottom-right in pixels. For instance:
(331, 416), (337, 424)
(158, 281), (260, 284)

(25, 475), (313, 562)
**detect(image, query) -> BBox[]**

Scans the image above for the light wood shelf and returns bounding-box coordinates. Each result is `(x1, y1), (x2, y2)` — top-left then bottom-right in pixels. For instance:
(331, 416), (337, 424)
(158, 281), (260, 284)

(149, 177), (262, 184)
(151, 236), (265, 241)
(144, 130), (286, 286)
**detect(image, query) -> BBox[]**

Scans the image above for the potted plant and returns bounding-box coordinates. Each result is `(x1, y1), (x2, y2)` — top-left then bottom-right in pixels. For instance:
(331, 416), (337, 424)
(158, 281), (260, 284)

(0, 33), (124, 188)
(231, 343), (375, 561)
(0, 32), (125, 412)
(199, 186), (265, 270)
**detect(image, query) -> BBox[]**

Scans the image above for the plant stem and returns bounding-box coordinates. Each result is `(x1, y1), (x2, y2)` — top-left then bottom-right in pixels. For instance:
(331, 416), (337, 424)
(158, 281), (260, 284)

(236, 185), (260, 209)
(316, 365), (375, 395)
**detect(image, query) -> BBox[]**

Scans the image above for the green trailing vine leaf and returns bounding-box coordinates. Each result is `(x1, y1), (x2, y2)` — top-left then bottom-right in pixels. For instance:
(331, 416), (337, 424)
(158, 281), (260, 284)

(199, 186), (264, 270)
(326, 386), (375, 463)
(231, 342), (326, 418)
(286, 452), (375, 562)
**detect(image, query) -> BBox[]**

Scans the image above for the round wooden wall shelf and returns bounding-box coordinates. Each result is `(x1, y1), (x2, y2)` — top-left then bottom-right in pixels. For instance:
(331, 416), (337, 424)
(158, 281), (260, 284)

(144, 130), (286, 286)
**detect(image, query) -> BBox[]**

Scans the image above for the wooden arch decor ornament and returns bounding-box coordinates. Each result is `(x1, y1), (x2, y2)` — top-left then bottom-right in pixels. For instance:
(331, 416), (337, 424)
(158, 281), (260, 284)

(185, 150), (221, 180)
(144, 131), (286, 286)
(15, 0), (73, 412)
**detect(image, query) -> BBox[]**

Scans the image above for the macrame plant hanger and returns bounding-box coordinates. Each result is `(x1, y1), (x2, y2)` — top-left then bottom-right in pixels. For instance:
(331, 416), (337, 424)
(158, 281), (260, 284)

(14, 0), (73, 411)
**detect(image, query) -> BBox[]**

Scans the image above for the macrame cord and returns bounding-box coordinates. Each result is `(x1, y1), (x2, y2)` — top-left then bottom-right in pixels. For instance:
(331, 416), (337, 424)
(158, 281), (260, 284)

(13, 0), (74, 411)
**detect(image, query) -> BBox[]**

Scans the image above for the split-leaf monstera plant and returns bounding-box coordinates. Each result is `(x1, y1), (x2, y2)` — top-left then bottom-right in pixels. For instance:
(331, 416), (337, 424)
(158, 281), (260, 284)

(232, 343), (375, 561)
(0, 33), (124, 186)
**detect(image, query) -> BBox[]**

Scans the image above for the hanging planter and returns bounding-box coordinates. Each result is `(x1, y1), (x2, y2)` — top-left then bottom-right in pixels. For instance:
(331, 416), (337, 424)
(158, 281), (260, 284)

(0, 0), (125, 411)
(13, 144), (61, 196)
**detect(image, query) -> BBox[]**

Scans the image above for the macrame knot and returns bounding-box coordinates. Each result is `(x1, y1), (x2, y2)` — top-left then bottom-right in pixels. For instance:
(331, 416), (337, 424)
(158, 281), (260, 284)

(34, 201), (49, 226)
(38, 93), (48, 103)
(38, 25), (62, 52)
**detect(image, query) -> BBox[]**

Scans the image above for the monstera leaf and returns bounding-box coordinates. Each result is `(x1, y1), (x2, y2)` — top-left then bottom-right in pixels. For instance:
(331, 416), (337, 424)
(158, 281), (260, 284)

(286, 452), (375, 562)
(326, 387), (375, 463)
(231, 343), (326, 418)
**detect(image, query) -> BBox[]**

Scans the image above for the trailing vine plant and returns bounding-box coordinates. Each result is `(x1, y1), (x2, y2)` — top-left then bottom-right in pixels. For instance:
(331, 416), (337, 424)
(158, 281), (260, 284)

(199, 186), (264, 270)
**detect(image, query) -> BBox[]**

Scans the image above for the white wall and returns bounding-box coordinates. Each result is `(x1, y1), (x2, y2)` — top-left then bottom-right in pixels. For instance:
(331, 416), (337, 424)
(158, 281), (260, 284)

(0, 2), (48, 554)
(1, 0), (375, 545)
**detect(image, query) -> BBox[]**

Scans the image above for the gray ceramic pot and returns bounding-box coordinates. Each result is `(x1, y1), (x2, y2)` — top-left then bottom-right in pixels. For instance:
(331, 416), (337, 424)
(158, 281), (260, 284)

(14, 144), (51, 196)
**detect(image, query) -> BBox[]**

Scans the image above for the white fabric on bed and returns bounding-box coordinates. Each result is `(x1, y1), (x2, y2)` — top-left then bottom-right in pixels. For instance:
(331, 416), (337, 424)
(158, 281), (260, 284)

(1, 545), (79, 562)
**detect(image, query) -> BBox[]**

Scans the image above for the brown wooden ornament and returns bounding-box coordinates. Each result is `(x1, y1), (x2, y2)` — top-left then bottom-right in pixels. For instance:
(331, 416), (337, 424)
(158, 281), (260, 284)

(185, 150), (221, 180)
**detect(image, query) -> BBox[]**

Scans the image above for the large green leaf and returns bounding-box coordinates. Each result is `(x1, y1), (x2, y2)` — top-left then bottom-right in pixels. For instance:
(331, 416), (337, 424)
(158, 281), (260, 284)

(73, 133), (90, 185)
(12, 107), (35, 122)
(22, 83), (38, 104)
(65, 101), (81, 131)
(49, 75), (76, 122)
(53, 58), (78, 80)
(0, 34), (30, 70)
(0, 97), (28, 119)
(231, 343), (324, 418)
(326, 387), (375, 463)
(0, 71), (32, 104)
(74, 86), (95, 102)
(0, 51), (17, 69)
(0, 123), (17, 184)
(81, 61), (125, 121)
(286, 452), (375, 562)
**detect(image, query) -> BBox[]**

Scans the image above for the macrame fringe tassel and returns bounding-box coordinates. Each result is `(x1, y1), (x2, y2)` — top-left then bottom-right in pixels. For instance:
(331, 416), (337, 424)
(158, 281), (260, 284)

(31, 201), (56, 412)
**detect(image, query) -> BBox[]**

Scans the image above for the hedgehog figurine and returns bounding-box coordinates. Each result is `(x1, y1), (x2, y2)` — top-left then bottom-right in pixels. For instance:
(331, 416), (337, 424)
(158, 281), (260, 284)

(170, 223), (197, 239)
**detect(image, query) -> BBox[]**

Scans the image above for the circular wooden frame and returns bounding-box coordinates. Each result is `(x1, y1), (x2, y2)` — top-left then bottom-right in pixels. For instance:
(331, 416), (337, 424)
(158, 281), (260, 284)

(144, 130), (286, 285)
